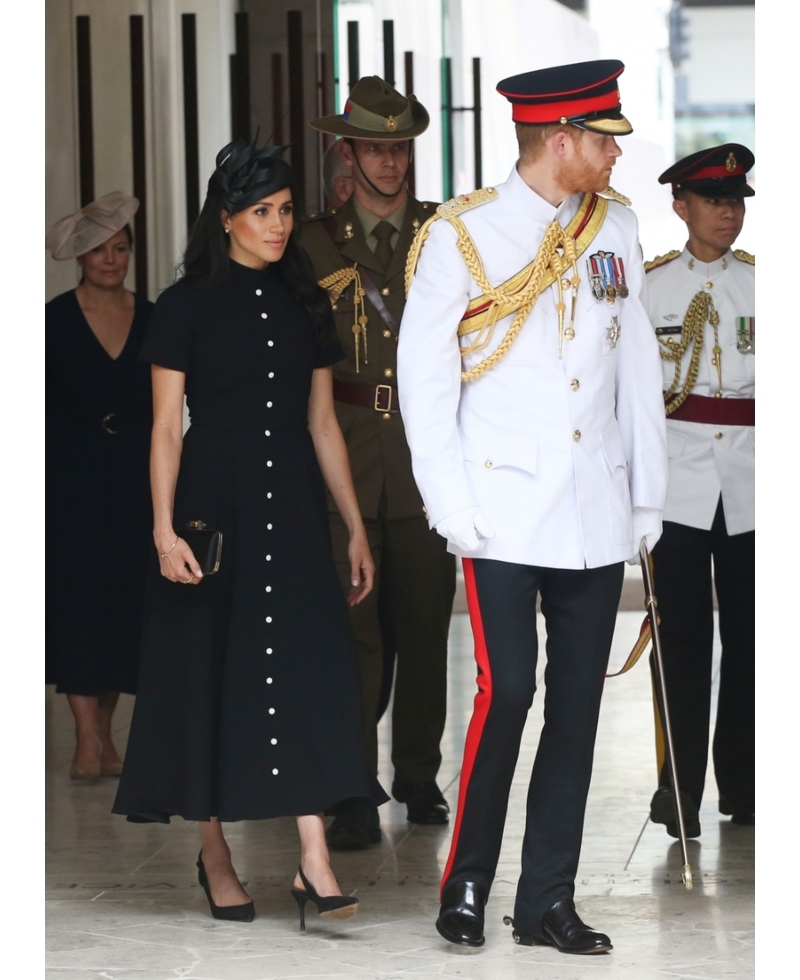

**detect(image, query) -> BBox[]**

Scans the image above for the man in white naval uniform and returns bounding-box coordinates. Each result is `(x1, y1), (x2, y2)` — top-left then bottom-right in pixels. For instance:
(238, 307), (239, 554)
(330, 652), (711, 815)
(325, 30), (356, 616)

(645, 144), (755, 838)
(397, 61), (668, 954)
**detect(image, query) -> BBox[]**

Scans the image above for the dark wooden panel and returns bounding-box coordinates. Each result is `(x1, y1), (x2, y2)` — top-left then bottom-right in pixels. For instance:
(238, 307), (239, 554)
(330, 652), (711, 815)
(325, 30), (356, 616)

(383, 20), (395, 87)
(181, 14), (200, 229)
(287, 10), (305, 209)
(129, 15), (148, 296)
(271, 52), (284, 144)
(347, 21), (359, 91)
(76, 15), (94, 206)
(472, 57), (482, 190)
(232, 11), (251, 141)
(404, 51), (416, 197)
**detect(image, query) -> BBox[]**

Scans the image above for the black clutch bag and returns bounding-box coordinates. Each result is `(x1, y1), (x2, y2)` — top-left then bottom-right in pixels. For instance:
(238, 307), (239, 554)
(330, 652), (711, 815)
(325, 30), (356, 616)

(181, 520), (223, 575)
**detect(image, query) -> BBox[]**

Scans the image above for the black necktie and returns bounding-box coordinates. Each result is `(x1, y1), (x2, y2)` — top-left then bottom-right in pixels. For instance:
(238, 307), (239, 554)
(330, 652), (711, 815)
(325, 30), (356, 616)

(373, 221), (395, 272)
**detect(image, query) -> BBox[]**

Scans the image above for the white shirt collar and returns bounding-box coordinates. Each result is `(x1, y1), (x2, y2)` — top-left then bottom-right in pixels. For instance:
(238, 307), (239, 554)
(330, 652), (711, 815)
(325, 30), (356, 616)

(504, 162), (583, 226)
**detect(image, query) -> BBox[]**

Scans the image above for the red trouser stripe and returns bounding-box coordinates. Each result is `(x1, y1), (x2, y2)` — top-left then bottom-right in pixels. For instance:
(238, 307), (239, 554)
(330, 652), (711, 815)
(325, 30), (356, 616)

(440, 557), (494, 897)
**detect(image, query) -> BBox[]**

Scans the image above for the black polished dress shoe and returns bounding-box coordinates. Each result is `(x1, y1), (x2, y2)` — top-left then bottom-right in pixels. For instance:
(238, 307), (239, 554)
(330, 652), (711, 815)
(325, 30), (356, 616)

(650, 786), (701, 838)
(392, 779), (450, 825)
(504, 900), (611, 953)
(436, 881), (487, 947)
(325, 803), (381, 851)
(719, 796), (754, 825)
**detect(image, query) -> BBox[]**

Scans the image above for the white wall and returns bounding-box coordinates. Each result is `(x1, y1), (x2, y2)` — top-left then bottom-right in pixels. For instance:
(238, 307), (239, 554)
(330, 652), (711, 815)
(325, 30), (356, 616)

(684, 6), (754, 106)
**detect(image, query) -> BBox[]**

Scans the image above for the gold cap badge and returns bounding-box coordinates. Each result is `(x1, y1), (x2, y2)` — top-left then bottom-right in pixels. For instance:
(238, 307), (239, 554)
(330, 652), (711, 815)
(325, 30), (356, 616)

(385, 115), (397, 132)
(726, 151), (737, 173)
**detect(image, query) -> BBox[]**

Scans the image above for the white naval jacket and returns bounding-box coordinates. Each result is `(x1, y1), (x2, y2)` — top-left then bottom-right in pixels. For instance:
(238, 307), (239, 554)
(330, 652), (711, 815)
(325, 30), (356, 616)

(647, 247), (755, 535)
(397, 164), (669, 569)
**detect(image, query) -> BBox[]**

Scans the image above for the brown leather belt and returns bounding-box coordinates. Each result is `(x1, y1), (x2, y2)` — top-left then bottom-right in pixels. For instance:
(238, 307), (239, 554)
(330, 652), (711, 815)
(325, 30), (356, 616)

(667, 394), (755, 426)
(333, 379), (400, 413)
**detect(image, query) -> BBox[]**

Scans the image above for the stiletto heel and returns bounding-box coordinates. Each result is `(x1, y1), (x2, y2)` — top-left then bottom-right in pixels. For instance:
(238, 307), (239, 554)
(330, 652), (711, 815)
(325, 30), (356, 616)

(197, 851), (255, 922)
(290, 865), (358, 930)
(291, 889), (309, 930)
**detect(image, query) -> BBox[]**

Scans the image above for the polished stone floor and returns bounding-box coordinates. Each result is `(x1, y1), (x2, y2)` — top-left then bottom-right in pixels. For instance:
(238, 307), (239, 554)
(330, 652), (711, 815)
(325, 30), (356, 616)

(46, 571), (754, 979)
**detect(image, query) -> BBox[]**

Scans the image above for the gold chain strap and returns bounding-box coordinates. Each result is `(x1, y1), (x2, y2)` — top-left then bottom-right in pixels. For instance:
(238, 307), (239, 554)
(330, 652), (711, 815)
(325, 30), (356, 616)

(318, 266), (368, 372)
(659, 290), (721, 413)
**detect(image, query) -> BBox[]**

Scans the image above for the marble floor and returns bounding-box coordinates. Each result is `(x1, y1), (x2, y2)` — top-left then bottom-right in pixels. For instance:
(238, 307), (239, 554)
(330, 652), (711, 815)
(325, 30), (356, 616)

(46, 571), (754, 979)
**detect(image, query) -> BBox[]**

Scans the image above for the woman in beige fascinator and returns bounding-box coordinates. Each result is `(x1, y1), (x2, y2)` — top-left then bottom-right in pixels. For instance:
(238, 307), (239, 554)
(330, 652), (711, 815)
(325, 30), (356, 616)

(46, 192), (154, 779)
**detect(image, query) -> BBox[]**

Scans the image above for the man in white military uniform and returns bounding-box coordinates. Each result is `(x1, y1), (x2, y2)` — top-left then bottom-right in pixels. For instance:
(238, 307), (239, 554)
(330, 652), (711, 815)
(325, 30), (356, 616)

(645, 144), (755, 838)
(398, 60), (668, 954)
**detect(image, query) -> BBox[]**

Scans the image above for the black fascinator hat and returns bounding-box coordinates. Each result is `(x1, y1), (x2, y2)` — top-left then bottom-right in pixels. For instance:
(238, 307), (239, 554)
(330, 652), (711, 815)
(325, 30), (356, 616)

(208, 137), (293, 211)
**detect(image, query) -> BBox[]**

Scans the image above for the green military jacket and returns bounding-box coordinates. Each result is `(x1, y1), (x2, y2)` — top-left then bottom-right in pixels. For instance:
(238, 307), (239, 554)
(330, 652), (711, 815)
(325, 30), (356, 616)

(300, 194), (437, 521)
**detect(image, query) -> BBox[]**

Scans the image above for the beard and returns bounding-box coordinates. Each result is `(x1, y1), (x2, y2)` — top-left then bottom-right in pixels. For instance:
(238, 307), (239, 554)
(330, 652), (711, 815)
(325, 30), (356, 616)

(559, 143), (612, 196)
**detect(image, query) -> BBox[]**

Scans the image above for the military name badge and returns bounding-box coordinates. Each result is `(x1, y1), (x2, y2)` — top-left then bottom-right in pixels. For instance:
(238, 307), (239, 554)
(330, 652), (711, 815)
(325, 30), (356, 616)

(587, 251), (629, 303)
(736, 316), (755, 354)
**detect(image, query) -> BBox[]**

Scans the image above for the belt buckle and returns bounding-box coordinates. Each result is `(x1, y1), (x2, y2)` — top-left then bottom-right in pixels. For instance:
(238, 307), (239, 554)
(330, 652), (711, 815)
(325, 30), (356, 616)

(374, 384), (393, 413)
(102, 412), (119, 435)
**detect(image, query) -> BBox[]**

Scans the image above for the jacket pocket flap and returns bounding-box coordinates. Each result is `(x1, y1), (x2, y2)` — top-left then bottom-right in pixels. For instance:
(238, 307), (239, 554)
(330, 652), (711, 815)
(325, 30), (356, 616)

(601, 427), (628, 471)
(461, 425), (538, 475)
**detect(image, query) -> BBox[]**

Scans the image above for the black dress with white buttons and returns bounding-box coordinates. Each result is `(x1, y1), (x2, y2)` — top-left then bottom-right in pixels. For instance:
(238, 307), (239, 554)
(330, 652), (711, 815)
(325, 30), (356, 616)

(113, 260), (387, 822)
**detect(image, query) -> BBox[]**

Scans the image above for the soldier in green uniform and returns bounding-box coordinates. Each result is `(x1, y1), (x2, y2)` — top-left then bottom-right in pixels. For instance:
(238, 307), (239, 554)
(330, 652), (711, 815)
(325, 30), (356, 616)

(301, 76), (456, 849)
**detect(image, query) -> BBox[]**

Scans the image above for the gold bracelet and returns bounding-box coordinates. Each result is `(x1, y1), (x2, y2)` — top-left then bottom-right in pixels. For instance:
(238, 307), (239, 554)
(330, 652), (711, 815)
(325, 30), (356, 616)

(157, 537), (179, 560)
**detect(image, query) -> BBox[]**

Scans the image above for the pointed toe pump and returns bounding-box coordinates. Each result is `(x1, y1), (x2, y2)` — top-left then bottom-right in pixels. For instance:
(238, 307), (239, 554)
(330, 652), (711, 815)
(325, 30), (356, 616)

(290, 866), (359, 930)
(196, 852), (255, 922)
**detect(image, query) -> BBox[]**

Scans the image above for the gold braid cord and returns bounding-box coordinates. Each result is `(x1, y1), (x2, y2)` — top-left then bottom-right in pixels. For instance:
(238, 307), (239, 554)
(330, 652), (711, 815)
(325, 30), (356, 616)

(659, 290), (720, 414)
(318, 266), (368, 372)
(456, 219), (578, 382)
(404, 213), (441, 297)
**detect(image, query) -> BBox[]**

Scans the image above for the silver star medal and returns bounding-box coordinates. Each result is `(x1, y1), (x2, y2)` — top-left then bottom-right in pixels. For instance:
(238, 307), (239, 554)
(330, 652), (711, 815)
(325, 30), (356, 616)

(606, 316), (621, 349)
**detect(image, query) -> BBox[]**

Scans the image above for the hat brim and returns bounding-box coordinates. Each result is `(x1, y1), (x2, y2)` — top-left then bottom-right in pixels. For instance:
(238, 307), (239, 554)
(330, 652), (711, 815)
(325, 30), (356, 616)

(309, 100), (429, 140)
(678, 181), (755, 200)
(574, 112), (632, 136)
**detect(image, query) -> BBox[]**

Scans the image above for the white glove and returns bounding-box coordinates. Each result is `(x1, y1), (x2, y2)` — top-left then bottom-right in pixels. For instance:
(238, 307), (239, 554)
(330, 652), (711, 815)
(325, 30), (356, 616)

(627, 508), (663, 564)
(435, 507), (496, 552)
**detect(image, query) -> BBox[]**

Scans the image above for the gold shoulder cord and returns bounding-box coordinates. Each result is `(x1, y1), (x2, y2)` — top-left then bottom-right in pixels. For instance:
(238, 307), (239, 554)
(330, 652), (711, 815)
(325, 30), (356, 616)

(733, 249), (755, 265)
(404, 187), (610, 383)
(659, 290), (721, 412)
(318, 266), (368, 372)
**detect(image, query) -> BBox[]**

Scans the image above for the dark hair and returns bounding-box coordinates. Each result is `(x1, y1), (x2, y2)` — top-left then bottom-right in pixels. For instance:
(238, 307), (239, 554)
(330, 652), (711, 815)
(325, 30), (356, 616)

(179, 148), (332, 338)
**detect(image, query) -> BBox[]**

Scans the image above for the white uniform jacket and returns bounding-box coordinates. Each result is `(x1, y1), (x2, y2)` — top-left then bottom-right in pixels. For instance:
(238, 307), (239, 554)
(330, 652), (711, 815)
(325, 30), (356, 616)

(397, 164), (669, 569)
(647, 247), (755, 535)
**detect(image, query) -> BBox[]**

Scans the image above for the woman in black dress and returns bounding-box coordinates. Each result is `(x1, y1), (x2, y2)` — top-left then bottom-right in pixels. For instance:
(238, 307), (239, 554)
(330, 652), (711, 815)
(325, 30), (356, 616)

(113, 141), (386, 926)
(46, 192), (153, 779)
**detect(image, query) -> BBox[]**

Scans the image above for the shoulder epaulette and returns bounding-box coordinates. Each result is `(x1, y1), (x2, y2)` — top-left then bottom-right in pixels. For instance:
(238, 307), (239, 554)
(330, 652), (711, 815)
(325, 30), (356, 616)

(302, 208), (336, 224)
(598, 186), (631, 207)
(645, 250), (681, 273)
(437, 186), (498, 221)
(733, 249), (755, 265)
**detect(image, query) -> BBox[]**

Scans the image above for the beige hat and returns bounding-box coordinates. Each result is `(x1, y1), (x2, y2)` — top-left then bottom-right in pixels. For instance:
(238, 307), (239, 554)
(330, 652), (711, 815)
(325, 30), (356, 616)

(46, 191), (139, 260)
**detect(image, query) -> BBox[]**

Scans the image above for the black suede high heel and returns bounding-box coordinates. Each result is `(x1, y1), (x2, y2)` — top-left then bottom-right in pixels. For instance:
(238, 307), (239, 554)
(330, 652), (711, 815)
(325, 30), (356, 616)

(197, 851), (255, 922)
(290, 865), (359, 930)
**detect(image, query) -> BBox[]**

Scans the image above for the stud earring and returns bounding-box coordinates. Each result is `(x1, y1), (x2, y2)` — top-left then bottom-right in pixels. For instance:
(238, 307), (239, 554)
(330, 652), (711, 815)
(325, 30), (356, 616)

(224, 228), (230, 234)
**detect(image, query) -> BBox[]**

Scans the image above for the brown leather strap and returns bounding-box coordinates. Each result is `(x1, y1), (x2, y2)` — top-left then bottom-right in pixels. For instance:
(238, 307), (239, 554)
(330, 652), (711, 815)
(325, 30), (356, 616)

(667, 394), (755, 426)
(332, 379), (400, 413)
(322, 216), (401, 337)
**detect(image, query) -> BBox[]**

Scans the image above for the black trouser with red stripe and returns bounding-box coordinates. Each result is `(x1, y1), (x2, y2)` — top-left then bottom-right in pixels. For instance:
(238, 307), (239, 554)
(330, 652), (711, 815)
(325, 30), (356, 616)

(443, 557), (624, 935)
(651, 499), (755, 813)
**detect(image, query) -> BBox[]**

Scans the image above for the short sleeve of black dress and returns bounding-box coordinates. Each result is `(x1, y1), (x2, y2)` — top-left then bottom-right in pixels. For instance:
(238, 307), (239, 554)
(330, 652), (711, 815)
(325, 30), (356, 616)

(312, 300), (345, 369)
(140, 281), (194, 372)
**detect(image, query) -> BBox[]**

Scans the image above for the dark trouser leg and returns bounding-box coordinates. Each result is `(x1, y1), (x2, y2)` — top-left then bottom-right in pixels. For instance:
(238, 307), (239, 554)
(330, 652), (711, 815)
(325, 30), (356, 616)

(385, 516), (455, 782)
(711, 503), (755, 813)
(442, 559), (542, 898)
(651, 520), (714, 807)
(328, 510), (384, 776)
(514, 562), (624, 932)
